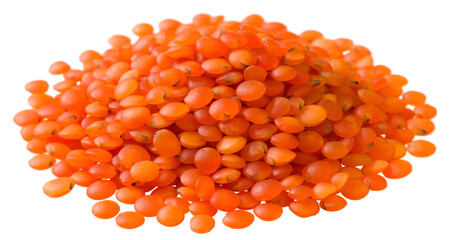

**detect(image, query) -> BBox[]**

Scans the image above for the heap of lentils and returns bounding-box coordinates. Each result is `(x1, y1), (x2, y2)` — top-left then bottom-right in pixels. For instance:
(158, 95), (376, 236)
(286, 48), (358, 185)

(13, 14), (437, 233)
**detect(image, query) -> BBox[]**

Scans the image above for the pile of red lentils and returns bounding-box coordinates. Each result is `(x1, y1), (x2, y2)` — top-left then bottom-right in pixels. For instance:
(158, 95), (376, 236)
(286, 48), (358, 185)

(14, 14), (437, 233)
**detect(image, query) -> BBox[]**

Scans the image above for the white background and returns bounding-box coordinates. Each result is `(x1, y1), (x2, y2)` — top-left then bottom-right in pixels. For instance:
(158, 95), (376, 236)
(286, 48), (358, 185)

(0, 0), (450, 239)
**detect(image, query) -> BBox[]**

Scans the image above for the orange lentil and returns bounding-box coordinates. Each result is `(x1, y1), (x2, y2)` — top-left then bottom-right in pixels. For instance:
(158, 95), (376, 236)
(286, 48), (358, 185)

(271, 65), (297, 81)
(195, 175), (215, 200)
(92, 200), (120, 219)
(216, 136), (247, 154)
(253, 203), (283, 221)
(270, 164), (293, 180)
(221, 32), (248, 49)
(228, 49), (257, 69)
(243, 65), (267, 82)
(212, 85), (236, 98)
(159, 102), (190, 120)
(43, 177), (75, 198)
(236, 80), (266, 101)
(209, 98), (240, 121)
(184, 87), (213, 109)
(289, 198), (320, 218)
(212, 168), (241, 184)
(320, 195), (347, 211)
(28, 154), (56, 170)
(216, 71), (244, 85)
(221, 154), (246, 169)
(15, 14), (436, 233)
(49, 61), (71, 75)
(134, 195), (164, 217)
(321, 141), (349, 159)
(362, 174), (387, 191)
(115, 211), (145, 229)
(132, 23), (154, 36)
(190, 214), (215, 233)
(51, 161), (78, 177)
(265, 97), (291, 118)
(382, 159), (412, 179)
(189, 201), (218, 216)
(119, 107), (151, 129)
(71, 170), (97, 187)
(288, 185), (313, 201)
(222, 210), (254, 229)
(407, 140), (436, 157)
(413, 104), (437, 119)
(156, 206), (185, 227)
(297, 131), (324, 153)
(241, 108), (269, 124)
(280, 175), (304, 190)
(270, 132), (299, 149)
(153, 129), (181, 157)
(86, 180), (117, 200)
(296, 105), (327, 127)
(117, 144), (149, 168)
(194, 147), (221, 174)
(14, 110), (40, 126)
(264, 147), (296, 166)
(209, 189), (240, 212)
(312, 182), (337, 200)
(302, 161), (332, 184)
(341, 179), (369, 200)
(164, 197), (190, 214)
(237, 191), (260, 210)
(130, 161), (159, 182)
(25, 80), (49, 93)
(361, 160), (389, 175)
(218, 117), (250, 136)
(265, 79), (285, 96)
(250, 179), (282, 201)
(201, 58), (232, 75)
(88, 163), (118, 179)
(274, 116), (305, 133)
(196, 36), (228, 58)
(243, 161), (272, 180)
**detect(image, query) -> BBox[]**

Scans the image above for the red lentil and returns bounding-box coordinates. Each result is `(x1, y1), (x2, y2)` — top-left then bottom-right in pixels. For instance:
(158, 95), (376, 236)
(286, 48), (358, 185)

(14, 14), (436, 233)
